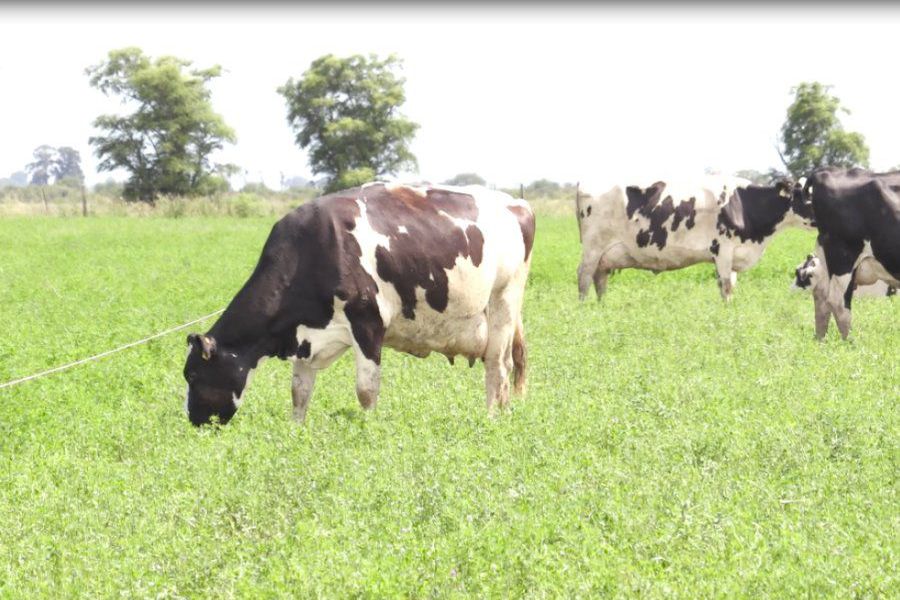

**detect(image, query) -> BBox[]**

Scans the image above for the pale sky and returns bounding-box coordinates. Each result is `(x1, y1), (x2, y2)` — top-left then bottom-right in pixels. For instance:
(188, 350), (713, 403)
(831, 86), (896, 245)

(2, 3), (899, 191)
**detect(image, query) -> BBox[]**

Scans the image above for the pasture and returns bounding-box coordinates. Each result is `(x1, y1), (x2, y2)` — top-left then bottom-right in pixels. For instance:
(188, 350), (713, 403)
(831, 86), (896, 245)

(0, 213), (897, 597)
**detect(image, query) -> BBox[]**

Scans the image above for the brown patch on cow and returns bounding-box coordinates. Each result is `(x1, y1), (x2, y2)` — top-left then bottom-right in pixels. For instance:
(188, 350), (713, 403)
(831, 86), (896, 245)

(362, 184), (484, 319)
(507, 205), (535, 261)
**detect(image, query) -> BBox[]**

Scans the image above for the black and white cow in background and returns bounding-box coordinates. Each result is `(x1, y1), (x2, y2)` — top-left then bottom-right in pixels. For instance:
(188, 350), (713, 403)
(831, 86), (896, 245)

(575, 176), (814, 301)
(802, 167), (900, 339)
(792, 253), (896, 298)
(184, 182), (535, 425)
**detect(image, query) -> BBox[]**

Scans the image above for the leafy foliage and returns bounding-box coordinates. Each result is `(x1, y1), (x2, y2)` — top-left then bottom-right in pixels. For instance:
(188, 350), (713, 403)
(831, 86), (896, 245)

(25, 145), (57, 185)
(443, 173), (486, 186)
(278, 54), (419, 193)
(778, 82), (869, 178)
(86, 47), (237, 202)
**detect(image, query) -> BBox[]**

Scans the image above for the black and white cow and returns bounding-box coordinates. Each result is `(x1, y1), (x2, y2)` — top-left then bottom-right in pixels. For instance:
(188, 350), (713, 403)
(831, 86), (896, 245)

(802, 167), (900, 339)
(792, 253), (896, 298)
(184, 182), (535, 425)
(575, 176), (814, 300)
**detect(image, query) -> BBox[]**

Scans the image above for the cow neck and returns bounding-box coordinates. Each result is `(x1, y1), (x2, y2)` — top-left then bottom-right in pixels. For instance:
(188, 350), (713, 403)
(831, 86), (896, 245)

(726, 187), (790, 241)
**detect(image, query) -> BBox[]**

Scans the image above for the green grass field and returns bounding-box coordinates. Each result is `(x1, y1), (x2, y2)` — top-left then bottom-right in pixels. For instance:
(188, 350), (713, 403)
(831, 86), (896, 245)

(1, 214), (897, 598)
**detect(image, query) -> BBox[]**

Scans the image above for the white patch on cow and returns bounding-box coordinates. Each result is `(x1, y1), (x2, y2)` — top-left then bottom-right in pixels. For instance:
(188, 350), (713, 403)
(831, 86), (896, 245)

(397, 225), (408, 234)
(293, 309), (354, 370)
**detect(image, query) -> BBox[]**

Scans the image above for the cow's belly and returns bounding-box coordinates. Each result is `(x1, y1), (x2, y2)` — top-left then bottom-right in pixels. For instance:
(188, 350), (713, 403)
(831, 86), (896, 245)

(597, 239), (711, 271)
(857, 255), (900, 287)
(384, 310), (489, 360)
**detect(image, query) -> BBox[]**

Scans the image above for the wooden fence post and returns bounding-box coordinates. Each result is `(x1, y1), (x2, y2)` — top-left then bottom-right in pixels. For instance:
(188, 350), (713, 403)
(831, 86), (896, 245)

(40, 186), (48, 214)
(519, 183), (524, 199)
(81, 183), (88, 217)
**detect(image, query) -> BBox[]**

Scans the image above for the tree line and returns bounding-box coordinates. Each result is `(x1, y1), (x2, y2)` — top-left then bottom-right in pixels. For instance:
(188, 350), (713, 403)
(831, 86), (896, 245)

(1, 48), (877, 202)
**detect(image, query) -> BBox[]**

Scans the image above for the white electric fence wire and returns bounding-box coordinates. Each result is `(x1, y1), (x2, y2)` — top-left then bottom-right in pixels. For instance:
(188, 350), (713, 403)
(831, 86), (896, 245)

(0, 308), (225, 390)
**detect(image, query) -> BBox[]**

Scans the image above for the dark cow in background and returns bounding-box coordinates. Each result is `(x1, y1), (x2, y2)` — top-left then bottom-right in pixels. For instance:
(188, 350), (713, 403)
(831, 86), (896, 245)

(802, 167), (900, 339)
(576, 176), (814, 301)
(792, 253), (896, 298)
(184, 182), (535, 425)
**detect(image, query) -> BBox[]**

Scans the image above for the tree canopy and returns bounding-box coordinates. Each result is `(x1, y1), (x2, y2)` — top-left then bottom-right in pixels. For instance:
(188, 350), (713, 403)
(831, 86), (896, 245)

(278, 53), (419, 193)
(86, 47), (236, 202)
(443, 173), (486, 186)
(778, 82), (869, 178)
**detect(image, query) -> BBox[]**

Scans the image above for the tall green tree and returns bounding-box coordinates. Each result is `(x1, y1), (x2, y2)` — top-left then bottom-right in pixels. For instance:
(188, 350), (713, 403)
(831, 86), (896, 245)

(52, 147), (84, 183)
(26, 145), (56, 185)
(778, 82), (869, 178)
(278, 53), (419, 193)
(86, 47), (236, 202)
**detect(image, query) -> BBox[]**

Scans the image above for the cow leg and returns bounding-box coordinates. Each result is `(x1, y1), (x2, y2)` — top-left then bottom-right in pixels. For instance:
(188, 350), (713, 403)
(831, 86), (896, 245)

(485, 292), (518, 415)
(291, 361), (317, 422)
(592, 268), (610, 299)
(813, 292), (831, 340)
(826, 273), (854, 340)
(577, 249), (602, 301)
(354, 348), (381, 410)
(714, 252), (735, 301)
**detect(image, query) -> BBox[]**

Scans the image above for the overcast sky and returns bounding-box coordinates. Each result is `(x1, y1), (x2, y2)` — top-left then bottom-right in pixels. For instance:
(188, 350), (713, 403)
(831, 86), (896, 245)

(2, 3), (899, 190)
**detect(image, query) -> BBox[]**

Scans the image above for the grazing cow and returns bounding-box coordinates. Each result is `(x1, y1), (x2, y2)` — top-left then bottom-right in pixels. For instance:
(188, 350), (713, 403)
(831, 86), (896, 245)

(802, 167), (900, 339)
(576, 176), (814, 301)
(792, 253), (897, 297)
(183, 182), (535, 425)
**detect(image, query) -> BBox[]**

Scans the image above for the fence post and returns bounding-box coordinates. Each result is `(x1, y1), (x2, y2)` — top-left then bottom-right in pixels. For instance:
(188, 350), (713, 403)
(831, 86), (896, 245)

(519, 183), (524, 199)
(40, 186), (48, 214)
(81, 183), (88, 217)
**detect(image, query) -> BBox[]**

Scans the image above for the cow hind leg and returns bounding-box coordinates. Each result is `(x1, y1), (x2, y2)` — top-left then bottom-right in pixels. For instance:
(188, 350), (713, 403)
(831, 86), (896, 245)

(511, 316), (527, 397)
(592, 268), (610, 300)
(484, 294), (517, 415)
(813, 293), (831, 340)
(291, 361), (317, 423)
(577, 250), (602, 301)
(827, 273), (854, 340)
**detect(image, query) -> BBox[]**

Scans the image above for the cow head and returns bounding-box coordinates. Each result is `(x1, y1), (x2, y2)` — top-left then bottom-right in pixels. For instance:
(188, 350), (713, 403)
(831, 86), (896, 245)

(792, 254), (822, 292)
(183, 333), (253, 426)
(777, 178), (815, 227)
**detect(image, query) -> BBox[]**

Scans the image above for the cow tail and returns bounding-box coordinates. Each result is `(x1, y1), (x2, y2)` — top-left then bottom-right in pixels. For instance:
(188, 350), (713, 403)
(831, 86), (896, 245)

(574, 183), (583, 243)
(512, 317), (528, 396)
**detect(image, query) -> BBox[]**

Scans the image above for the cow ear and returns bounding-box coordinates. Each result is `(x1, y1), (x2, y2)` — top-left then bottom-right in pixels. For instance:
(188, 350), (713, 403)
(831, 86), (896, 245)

(807, 254), (814, 261)
(199, 335), (217, 360)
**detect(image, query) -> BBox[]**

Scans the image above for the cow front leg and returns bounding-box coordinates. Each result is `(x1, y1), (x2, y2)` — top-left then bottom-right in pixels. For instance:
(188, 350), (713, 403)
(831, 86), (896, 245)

(714, 251), (735, 301)
(291, 361), (317, 422)
(354, 348), (382, 410)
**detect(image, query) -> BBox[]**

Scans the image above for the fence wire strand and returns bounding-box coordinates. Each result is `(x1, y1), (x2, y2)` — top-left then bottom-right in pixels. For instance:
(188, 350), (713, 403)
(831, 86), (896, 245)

(0, 308), (225, 390)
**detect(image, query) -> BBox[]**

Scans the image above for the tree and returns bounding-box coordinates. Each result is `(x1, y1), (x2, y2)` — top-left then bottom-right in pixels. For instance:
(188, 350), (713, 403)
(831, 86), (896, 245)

(278, 53), (419, 193)
(52, 147), (84, 182)
(443, 173), (486, 186)
(26, 145), (56, 185)
(86, 47), (237, 202)
(777, 82), (869, 178)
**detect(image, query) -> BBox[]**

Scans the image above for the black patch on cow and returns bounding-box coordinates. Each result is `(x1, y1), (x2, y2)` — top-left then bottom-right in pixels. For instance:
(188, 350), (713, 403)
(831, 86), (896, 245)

(296, 340), (311, 359)
(844, 266), (859, 309)
(364, 185), (484, 320)
(586, 205), (592, 216)
(625, 182), (665, 220)
(716, 183), (793, 244)
(807, 169), (900, 281)
(507, 205), (535, 261)
(466, 224), (485, 266)
(671, 197), (697, 231)
(887, 285), (897, 297)
(709, 239), (719, 256)
(627, 184), (677, 250)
